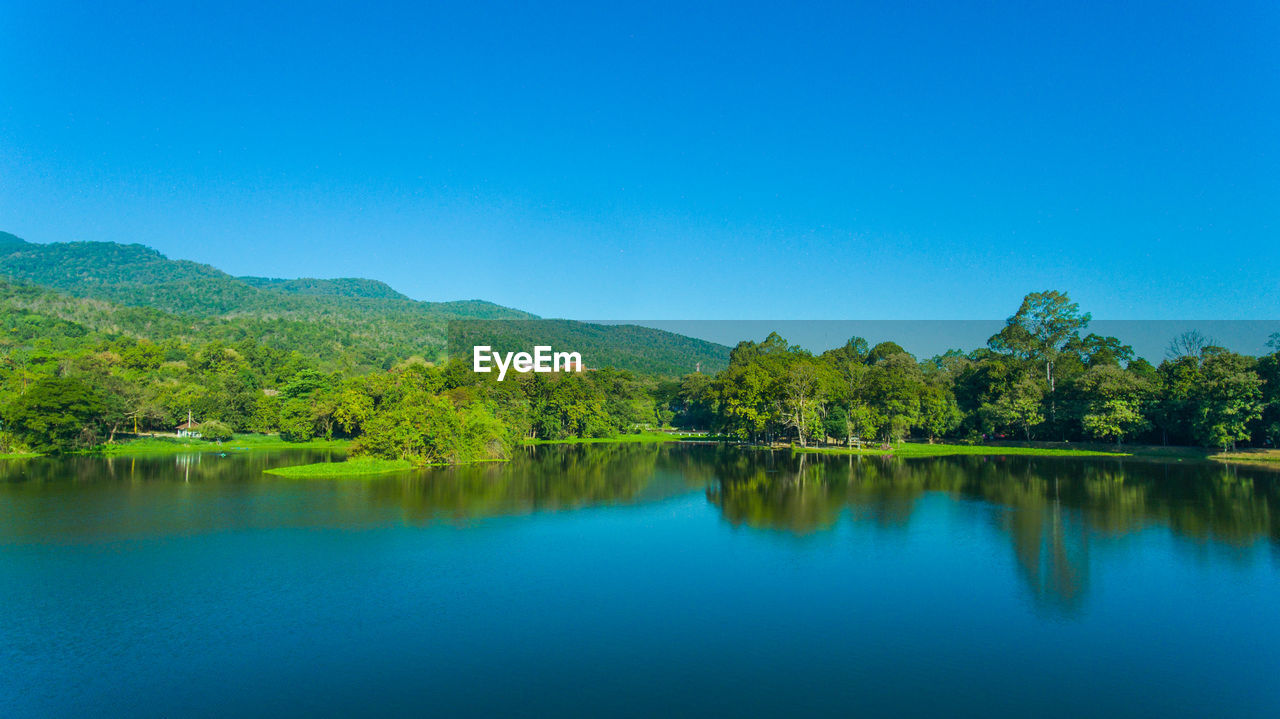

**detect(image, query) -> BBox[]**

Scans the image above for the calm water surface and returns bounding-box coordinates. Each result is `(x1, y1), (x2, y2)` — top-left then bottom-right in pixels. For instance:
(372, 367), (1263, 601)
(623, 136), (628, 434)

(2, 445), (1278, 718)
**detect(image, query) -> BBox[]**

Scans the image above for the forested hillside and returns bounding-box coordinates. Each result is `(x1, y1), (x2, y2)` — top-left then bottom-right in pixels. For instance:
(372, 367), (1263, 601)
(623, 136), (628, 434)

(0, 277), (681, 459)
(448, 319), (726, 375)
(237, 276), (412, 301)
(1, 274), (1276, 463)
(2, 231), (1274, 463)
(0, 232), (730, 374)
(0, 230), (530, 318)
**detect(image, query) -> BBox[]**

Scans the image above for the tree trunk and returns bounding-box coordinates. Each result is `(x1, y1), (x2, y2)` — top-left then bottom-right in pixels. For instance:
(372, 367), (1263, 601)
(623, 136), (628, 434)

(1047, 359), (1057, 426)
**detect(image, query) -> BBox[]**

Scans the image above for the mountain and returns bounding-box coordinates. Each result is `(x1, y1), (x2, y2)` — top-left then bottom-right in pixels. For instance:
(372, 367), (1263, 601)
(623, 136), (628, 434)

(238, 276), (412, 301)
(0, 232), (527, 319)
(0, 232), (729, 374)
(448, 319), (724, 375)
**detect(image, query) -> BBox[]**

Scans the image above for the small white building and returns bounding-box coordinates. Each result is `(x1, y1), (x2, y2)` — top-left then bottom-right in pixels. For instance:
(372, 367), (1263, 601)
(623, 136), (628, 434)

(177, 410), (201, 438)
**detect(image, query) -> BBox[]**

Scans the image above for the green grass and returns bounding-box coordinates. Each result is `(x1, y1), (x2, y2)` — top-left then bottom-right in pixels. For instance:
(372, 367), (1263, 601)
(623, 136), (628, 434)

(265, 457), (412, 478)
(96, 433), (353, 457)
(0, 451), (40, 460)
(1210, 448), (1280, 466)
(795, 442), (1129, 458)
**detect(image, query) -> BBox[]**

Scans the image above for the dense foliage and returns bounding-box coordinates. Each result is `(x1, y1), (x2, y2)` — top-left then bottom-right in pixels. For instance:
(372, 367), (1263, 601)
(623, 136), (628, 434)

(1, 235), (1275, 461)
(669, 293), (1278, 451)
(0, 297), (670, 463)
(0, 233), (729, 375)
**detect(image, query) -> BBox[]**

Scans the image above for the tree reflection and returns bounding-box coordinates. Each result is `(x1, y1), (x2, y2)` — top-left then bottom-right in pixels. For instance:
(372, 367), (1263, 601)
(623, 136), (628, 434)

(365, 443), (682, 525)
(707, 450), (1280, 610)
(3, 444), (1277, 612)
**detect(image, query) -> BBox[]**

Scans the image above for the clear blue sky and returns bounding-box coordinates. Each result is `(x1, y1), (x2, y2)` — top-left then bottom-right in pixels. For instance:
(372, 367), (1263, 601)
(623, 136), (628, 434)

(1, 1), (1276, 320)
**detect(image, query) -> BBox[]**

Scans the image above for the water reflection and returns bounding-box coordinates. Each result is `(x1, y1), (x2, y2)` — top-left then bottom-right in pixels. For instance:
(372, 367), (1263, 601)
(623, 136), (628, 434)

(707, 449), (1279, 609)
(2, 444), (1277, 611)
(364, 443), (713, 524)
(0, 445), (710, 539)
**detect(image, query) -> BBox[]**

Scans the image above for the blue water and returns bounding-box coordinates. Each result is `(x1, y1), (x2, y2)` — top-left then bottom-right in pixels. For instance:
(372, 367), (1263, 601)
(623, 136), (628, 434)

(2, 446), (1278, 717)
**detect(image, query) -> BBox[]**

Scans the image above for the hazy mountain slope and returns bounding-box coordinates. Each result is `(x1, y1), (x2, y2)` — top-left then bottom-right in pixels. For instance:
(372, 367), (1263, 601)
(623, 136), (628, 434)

(0, 233), (529, 319)
(0, 277), (440, 365)
(0, 233), (731, 374)
(448, 319), (728, 375)
(238, 276), (411, 301)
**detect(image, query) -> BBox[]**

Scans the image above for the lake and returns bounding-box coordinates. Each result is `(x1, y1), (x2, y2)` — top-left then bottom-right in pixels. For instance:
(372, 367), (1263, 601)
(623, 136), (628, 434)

(2, 445), (1278, 718)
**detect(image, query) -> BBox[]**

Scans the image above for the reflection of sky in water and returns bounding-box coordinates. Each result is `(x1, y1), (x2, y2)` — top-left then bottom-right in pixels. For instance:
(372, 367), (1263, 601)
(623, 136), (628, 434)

(1, 445), (1278, 718)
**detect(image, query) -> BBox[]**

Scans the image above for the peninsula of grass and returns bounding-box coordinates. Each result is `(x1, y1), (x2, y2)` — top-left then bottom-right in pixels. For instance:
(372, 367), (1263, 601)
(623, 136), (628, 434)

(96, 433), (352, 457)
(265, 457), (412, 478)
(0, 451), (41, 460)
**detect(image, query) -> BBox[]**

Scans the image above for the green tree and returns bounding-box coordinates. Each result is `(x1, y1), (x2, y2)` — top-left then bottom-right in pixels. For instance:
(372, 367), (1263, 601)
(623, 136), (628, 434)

(1153, 354), (1200, 445)
(1081, 399), (1148, 444)
(713, 363), (772, 441)
(777, 361), (826, 446)
(277, 398), (316, 442)
(1258, 346), (1280, 447)
(1192, 348), (1262, 451)
(3, 376), (107, 453)
(197, 420), (234, 442)
(846, 404), (883, 446)
(989, 291), (1090, 425)
(823, 405), (849, 446)
(867, 352), (924, 442)
(918, 385), (962, 442)
(358, 392), (509, 465)
(1074, 364), (1153, 444)
(981, 376), (1044, 440)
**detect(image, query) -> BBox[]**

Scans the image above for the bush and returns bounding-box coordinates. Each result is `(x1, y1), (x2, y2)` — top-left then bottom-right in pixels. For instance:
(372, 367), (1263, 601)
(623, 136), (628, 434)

(198, 420), (233, 442)
(0, 431), (33, 455)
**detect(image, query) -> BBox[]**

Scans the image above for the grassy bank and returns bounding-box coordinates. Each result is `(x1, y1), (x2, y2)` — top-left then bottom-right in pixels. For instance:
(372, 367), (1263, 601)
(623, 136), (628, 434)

(96, 433), (352, 457)
(265, 457), (412, 478)
(1209, 448), (1280, 466)
(795, 441), (1280, 465)
(795, 442), (1128, 459)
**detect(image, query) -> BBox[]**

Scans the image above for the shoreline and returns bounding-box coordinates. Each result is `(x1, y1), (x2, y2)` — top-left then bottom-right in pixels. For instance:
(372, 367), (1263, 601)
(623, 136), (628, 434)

(0, 435), (354, 461)
(8, 432), (1275, 472)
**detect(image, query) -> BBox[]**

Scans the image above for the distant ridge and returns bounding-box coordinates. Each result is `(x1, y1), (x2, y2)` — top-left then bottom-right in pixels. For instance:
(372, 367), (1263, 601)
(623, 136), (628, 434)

(238, 276), (412, 301)
(0, 232), (527, 318)
(0, 231), (729, 374)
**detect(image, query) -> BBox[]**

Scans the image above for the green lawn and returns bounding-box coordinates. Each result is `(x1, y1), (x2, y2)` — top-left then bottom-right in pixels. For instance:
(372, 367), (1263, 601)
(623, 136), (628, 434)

(96, 433), (352, 457)
(0, 451), (40, 460)
(264, 457), (412, 478)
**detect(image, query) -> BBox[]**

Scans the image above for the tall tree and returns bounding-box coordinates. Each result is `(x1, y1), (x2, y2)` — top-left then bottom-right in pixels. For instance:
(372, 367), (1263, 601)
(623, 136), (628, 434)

(989, 291), (1090, 427)
(1192, 348), (1263, 451)
(777, 361), (826, 447)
